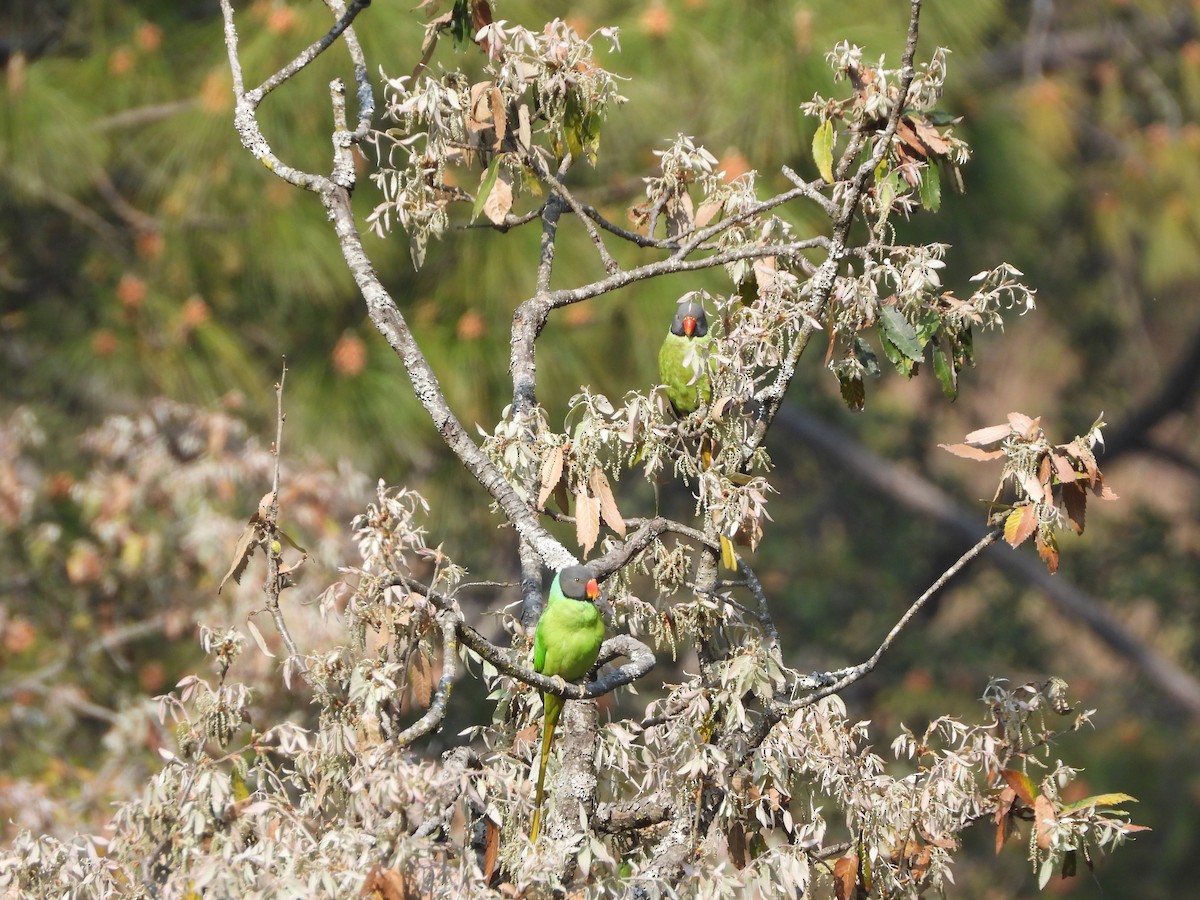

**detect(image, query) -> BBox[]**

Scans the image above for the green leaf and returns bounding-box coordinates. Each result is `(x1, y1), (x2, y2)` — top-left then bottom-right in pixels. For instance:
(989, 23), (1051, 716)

(451, 0), (472, 49)
(919, 163), (941, 211)
(813, 119), (835, 183)
(853, 336), (881, 378)
(1060, 793), (1139, 815)
(838, 372), (865, 411)
(915, 309), (941, 344)
(472, 156), (502, 223)
(879, 332), (917, 377)
(878, 306), (924, 362)
(933, 340), (957, 400)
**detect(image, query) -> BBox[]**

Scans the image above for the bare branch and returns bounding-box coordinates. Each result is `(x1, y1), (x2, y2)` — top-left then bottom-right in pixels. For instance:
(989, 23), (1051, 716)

(246, 0), (372, 108)
(322, 183), (576, 570)
(395, 610), (461, 747)
(745, 0), (926, 461)
(785, 529), (1000, 710)
(262, 360), (305, 669)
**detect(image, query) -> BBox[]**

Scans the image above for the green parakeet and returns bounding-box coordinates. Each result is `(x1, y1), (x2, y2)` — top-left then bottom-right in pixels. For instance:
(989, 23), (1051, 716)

(530, 565), (605, 842)
(659, 298), (712, 417)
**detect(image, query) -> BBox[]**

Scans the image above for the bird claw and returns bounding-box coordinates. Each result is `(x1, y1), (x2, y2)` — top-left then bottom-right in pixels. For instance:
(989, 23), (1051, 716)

(549, 674), (569, 694)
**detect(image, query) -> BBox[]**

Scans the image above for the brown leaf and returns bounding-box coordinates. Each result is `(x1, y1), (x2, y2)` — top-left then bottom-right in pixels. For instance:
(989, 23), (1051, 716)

(1007, 411), (1039, 439)
(1061, 480), (1087, 535)
(589, 467), (626, 537)
(938, 442), (1005, 461)
(1004, 505), (1037, 548)
(410, 649), (434, 709)
(994, 785), (1018, 854)
(483, 817), (501, 885)
(1092, 472), (1119, 500)
(833, 854), (858, 900)
(488, 86), (506, 149)
(537, 445), (565, 509)
(362, 865), (412, 900)
(246, 618), (275, 658)
(482, 170), (513, 225)
(913, 117), (952, 156)
(895, 117), (927, 158)
(694, 198), (723, 230)
(471, 0), (494, 52)
(962, 423), (1012, 446)
(574, 485), (600, 554)
(1036, 529), (1060, 574)
(753, 256), (777, 293)
(1037, 455), (1054, 503)
(665, 190), (694, 238)
(1050, 452), (1078, 484)
(999, 769), (1037, 807)
(1034, 794), (1057, 851)
(552, 479), (571, 515)
(219, 518), (264, 594)
(726, 822), (748, 869)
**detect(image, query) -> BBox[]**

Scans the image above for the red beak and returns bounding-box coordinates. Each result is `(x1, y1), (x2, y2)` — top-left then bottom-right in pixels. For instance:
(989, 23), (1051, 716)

(586, 578), (600, 600)
(682, 315), (697, 337)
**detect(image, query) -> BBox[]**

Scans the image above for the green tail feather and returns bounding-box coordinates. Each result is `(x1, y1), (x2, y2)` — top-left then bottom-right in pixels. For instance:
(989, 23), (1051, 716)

(530, 693), (564, 842)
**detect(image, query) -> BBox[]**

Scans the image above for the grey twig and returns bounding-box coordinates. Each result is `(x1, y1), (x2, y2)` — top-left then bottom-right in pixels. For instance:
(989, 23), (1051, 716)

(395, 610), (461, 747)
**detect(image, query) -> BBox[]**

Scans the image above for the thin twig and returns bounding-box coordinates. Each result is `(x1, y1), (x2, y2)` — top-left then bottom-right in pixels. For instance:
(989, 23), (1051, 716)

(745, 0), (926, 461)
(395, 610), (461, 747)
(263, 360), (305, 668)
(785, 528), (999, 710)
(247, 0), (372, 108)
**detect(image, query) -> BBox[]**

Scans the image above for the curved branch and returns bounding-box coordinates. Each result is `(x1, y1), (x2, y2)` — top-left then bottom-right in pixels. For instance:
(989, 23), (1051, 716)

(776, 403), (1200, 720)
(322, 183), (576, 571)
(395, 610), (461, 747)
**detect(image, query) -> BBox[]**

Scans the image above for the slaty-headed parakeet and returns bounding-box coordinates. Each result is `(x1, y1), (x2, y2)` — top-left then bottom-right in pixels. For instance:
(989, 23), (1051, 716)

(530, 565), (605, 842)
(659, 298), (712, 417)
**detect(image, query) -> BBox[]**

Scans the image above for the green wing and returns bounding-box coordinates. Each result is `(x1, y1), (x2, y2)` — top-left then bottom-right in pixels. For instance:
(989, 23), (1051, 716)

(659, 331), (711, 416)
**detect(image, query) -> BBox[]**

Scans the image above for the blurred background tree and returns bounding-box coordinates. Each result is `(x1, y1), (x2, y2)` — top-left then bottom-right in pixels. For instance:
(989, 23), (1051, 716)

(1, 1), (1197, 896)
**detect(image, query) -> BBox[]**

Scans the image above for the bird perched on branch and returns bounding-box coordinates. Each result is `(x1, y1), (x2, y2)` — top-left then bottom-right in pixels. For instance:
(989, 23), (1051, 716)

(530, 565), (605, 842)
(659, 297), (712, 417)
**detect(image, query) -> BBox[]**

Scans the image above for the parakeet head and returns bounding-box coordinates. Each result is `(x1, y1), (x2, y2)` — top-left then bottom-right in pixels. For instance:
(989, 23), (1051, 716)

(557, 565), (600, 602)
(670, 299), (708, 340)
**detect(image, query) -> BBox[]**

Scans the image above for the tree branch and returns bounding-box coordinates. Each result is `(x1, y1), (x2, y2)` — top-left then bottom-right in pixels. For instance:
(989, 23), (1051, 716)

(776, 403), (1200, 720)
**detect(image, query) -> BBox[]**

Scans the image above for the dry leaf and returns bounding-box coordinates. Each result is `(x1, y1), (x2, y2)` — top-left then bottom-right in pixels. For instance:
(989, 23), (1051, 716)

(913, 117), (952, 155)
(483, 170), (513, 224)
(483, 817), (501, 884)
(1036, 530), (1060, 573)
(999, 768), (1037, 807)
(488, 86), (506, 148)
(516, 102), (532, 149)
(1007, 411), (1039, 439)
(962, 422), (1012, 446)
(994, 785), (1018, 854)
(665, 190), (694, 238)
(1004, 505), (1037, 548)
(574, 486), (600, 554)
(833, 854), (858, 900)
(219, 517), (264, 594)
(362, 865), (412, 900)
(939, 442), (1005, 461)
(1034, 794), (1057, 850)
(589, 467), (626, 537)
(726, 822), (748, 869)
(411, 649), (434, 709)
(694, 198), (723, 229)
(1061, 481), (1087, 535)
(538, 445), (565, 509)
(246, 618), (275, 658)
